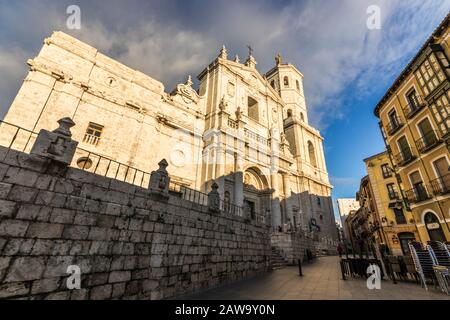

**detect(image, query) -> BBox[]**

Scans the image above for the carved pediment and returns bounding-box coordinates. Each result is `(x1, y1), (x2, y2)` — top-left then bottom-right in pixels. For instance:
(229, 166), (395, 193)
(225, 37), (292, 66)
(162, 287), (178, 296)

(171, 75), (200, 105)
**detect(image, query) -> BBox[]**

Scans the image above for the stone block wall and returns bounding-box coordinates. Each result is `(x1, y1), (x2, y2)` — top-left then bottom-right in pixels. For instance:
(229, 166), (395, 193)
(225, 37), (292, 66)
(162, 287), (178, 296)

(270, 232), (319, 264)
(0, 146), (271, 300)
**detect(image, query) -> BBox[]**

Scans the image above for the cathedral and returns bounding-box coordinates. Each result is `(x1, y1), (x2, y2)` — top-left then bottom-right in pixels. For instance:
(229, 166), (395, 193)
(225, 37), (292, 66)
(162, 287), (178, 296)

(2, 31), (337, 251)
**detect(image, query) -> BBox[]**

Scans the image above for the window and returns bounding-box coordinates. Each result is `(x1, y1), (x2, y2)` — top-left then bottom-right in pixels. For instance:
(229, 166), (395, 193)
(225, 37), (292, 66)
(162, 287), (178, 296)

(317, 197), (321, 206)
(283, 76), (289, 87)
(83, 122), (103, 146)
(432, 157), (450, 194)
(308, 141), (317, 168)
(387, 109), (401, 133)
(287, 109), (293, 118)
(417, 117), (438, 152)
(247, 97), (259, 122)
(296, 80), (300, 91)
(397, 136), (413, 163)
(386, 183), (398, 200)
(393, 208), (407, 225)
(381, 164), (392, 179)
(414, 53), (446, 96)
(77, 157), (93, 170)
(430, 91), (450, 136)
(409, 171), (428, 202)
(300, 113), (305, 122)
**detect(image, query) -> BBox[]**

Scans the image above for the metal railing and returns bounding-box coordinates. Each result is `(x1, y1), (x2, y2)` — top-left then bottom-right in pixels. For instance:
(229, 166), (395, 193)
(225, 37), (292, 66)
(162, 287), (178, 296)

(403, 95), (426, 119)
(169, 181), (208, 206)
(0, 120), (248, 215)
(393, 147), (417, 167)
(430, 174), (450, 196)
(415, 130), (442, 154)
(74, 148), (151, 188)
(0, 120), (38, 157)
(386, 117), (404, 136)
(404, 184), (432, 204)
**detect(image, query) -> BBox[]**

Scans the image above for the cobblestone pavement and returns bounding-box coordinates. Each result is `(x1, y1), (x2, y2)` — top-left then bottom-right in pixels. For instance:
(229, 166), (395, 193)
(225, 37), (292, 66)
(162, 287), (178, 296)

(181, 256), (450, 300)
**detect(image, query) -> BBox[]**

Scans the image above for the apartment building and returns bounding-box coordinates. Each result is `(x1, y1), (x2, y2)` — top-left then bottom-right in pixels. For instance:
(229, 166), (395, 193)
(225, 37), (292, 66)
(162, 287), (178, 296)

(374, 14), (450, 244)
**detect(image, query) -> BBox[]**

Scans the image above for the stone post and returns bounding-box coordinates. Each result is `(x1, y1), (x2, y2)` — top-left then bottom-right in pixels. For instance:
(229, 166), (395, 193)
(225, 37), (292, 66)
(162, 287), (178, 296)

(208, 182), (221, 214)
(30, 117), (78, 165)
(149, 159), (170, 200)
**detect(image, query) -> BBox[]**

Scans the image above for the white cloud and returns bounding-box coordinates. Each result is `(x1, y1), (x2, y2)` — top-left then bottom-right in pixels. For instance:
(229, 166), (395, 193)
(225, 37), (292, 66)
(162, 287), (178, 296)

(0, 0), (449, 128)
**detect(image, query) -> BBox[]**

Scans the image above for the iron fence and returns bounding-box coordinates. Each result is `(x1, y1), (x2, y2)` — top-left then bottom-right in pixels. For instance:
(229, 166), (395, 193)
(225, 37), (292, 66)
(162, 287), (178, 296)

(0, 120), (246, 214)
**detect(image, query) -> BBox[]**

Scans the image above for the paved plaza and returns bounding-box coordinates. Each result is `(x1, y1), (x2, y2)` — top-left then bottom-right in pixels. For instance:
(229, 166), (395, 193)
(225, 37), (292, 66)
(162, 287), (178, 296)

(182, 256), (450, 300)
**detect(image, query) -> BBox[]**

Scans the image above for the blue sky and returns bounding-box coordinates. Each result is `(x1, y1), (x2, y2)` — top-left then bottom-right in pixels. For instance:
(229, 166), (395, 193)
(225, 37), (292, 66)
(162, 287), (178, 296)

(1, 0), (450, 221)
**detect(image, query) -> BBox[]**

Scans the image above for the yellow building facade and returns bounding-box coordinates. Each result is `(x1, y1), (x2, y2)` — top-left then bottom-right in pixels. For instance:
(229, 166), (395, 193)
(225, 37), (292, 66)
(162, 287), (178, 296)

(375, 14), (450, 244)
(364, 151), (420, 255)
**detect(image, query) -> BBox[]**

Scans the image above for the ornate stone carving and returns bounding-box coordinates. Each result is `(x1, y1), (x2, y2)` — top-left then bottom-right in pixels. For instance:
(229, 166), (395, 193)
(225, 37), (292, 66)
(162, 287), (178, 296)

(149, 159), (171, 198)
(219, 96), (228, 112)
(171, 75), (200, 104)
(219, 45), (228, 59)
(30, 117), (78, 165)
(235, 106), (243, 121)
(208, 182), (221, 214)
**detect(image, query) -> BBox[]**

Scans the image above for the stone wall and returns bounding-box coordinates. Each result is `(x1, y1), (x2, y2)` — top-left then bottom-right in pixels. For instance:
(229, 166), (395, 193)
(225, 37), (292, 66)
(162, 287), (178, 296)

(0, 146), (271, 300)
(270, 232), (309, 264)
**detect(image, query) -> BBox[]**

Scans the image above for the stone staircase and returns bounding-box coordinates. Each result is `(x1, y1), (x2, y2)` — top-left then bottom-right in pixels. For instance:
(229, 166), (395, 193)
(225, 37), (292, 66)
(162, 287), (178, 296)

(270, 247), (288, 270)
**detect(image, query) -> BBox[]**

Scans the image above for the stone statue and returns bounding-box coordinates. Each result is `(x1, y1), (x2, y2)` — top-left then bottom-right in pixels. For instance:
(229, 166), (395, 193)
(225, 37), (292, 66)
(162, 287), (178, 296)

(275, 53), (283, 66)
(219, 96), (228, 112)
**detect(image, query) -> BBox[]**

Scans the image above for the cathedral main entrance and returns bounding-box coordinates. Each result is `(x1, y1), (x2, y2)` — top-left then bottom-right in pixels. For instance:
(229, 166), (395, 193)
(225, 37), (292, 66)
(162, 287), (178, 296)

(243, 167), (272, 224)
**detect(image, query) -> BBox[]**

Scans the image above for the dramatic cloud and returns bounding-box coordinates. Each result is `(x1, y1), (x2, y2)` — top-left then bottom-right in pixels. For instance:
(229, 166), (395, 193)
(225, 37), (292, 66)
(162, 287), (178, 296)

(0, 0), (449, 128)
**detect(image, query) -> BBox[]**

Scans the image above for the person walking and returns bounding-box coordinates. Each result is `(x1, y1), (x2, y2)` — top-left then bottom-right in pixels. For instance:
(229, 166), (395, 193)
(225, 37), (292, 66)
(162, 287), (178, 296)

(337, 242), (343, 258)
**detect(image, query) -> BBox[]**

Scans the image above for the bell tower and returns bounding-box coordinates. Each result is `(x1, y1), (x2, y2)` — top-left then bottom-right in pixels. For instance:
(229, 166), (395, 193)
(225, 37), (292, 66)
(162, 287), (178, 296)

(265, 53), (308, 124)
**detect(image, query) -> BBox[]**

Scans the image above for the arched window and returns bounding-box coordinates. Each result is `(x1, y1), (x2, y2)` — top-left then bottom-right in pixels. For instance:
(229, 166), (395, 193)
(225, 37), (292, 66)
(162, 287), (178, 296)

(270, 80), (275, 89)
(308, 141), (317, 168)
(283, 76), (289, 87)
(300, 113), (305, 122)
(424, 212), (445, 242)
(296, 80), (300, 91)
(287, 109), (293, 118)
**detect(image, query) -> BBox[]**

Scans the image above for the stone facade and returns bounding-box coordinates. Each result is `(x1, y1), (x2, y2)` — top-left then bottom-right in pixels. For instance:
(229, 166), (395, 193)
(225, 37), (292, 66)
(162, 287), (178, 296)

(0, 145), (271, 300)
(2, 31), (338, 257)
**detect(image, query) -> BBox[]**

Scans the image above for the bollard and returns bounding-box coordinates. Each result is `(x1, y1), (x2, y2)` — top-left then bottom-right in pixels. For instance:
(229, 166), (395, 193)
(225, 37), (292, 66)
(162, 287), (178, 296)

(298, 259), (303, 277)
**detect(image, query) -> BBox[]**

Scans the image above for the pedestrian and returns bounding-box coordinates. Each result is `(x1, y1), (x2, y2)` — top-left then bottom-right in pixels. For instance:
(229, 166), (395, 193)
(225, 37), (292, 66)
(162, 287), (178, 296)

(337, 243), (343, 258)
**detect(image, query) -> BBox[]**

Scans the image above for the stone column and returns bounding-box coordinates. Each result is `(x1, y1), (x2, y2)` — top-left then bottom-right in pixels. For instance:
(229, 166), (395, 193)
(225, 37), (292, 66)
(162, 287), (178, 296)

(271, 172), (282, 230)
(234, 153), (244, 208)
(283, 173), (292, 226)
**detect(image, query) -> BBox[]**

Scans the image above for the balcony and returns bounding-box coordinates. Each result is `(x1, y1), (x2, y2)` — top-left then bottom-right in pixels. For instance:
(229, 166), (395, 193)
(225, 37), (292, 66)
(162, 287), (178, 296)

(430, 174), (450, 196)
(393, 147), (417, 167)
(83, 133), (100, 146)
(415, 130), (443, 154)
(403, 96), (426, 119)
(405, 185), (432, 204)
(386, 117), (404, 136)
